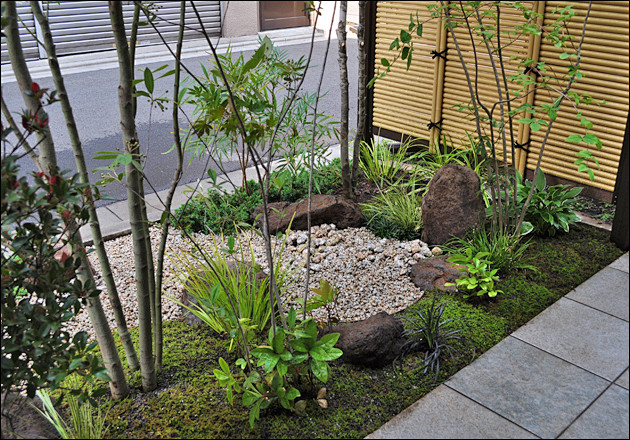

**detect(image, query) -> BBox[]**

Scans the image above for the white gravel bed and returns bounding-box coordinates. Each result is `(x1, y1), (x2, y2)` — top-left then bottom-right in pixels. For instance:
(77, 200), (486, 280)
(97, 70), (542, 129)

(69, 224), (432, 340)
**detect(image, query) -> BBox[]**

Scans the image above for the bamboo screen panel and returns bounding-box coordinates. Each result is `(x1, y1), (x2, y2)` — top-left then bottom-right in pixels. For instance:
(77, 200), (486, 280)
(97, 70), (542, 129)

(440, 2), (535, 165)
(372, 1), (438, 139)
(526, 1), (629, 192)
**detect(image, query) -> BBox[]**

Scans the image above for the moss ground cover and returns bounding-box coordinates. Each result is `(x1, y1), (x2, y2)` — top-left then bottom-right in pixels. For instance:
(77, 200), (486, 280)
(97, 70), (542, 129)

(88, 222), (623, 439)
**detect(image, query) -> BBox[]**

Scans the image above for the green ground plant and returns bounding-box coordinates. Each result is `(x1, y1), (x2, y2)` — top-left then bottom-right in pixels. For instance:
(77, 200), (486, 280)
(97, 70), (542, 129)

(168, 232), (291, 353)
(445, 249), (503, 298)
(34, 375), (109, 439)
(400, 293), (465, 382)
(93, 223), (622, 439)
(358, 138), (422, 188)
(174, 159), (342, 236)
(360, 186), (423, 241)
(513, 170), (583, 236)
(444, 226), (535, 275)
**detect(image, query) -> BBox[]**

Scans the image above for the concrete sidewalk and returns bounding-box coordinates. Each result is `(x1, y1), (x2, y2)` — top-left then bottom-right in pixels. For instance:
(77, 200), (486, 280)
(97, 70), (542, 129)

(367, 252), (630, 439)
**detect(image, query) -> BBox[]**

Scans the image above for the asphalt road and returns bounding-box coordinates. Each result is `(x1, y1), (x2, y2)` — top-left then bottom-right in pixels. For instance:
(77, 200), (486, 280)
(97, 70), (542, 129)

(1, 37), (358, 207)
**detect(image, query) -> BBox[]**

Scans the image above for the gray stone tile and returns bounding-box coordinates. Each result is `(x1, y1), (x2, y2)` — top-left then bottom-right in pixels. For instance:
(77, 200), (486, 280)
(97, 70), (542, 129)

(566, 267), (629, 321)
(559, 385), (629, 439)
(366, 385), (538, 439)
(616, 369), (629, 390)
(609, 253), (629, 273)
(512, 297), (629, 381)
(446, 337), (609, 439)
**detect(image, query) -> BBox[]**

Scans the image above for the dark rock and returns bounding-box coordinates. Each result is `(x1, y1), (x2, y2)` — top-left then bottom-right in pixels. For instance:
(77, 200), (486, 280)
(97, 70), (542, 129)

(251, 194), (364, 235)
(325, 312), (406, 367)
(180, 260), (267, 326)
(421, 164), (484, 245)
(409, 256), (465, 292)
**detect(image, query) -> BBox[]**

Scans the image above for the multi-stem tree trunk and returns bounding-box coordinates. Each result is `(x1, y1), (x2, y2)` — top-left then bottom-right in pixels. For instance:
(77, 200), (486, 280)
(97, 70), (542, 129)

(3, 0), (129, 399)
(337, 0), (353, 199)
(109, 0), (157, 393)
(153, 0), (187, 372)
(29, 0), (140, 373)
(352, 1), (368, 187)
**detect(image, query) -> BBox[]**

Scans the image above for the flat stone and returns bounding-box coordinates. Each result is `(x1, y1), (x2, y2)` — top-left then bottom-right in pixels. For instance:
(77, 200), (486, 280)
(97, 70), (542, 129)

(446, 337), (609, 439)
(566, 267), (629, 321)
(609, 252), (629, 273)
(366, 384), (537, 439)
(512, 297), (629, 381)
(616, 369), (629, 390)
(559, 385), (629, 439)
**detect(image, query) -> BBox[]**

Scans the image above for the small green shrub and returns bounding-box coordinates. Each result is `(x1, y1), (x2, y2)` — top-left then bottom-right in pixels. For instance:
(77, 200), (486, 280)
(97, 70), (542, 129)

(214, 307), (342, 427)
(401, 293), (465, 382)
(514, 170), (582, 236)
(168, 232), (291, 353)
(359, 138), (422, 188)
(174, 159), (342, 236)
(445, 249), (503, 298)
(444, 227), (535, 274)
(360, 186), (423, 241)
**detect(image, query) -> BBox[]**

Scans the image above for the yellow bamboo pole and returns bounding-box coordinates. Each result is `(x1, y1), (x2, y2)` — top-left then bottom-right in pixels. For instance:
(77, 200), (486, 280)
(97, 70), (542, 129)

(430, 1), (448, 151)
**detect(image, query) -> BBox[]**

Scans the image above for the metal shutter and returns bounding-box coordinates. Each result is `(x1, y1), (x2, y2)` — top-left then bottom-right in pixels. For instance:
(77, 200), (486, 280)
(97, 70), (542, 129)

(1, 2), (40, 63)
(1, 1), (221, 62)
(526, 1), (630, 192)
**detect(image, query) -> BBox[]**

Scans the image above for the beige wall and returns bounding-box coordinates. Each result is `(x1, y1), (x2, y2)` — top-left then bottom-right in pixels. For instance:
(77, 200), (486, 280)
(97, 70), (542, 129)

(222, 1), (259, 38)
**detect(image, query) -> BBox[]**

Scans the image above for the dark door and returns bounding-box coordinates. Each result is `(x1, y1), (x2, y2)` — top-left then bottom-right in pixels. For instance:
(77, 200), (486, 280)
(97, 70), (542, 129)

(260, 2), (310, 31)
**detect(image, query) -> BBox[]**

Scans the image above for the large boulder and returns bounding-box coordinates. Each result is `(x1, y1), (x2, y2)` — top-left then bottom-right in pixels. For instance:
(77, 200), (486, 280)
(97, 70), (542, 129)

(421, 164), (484, 245)
(325, 312), (406, 368)
(409, 256), (465, 292)
(251, 194), (364, 235)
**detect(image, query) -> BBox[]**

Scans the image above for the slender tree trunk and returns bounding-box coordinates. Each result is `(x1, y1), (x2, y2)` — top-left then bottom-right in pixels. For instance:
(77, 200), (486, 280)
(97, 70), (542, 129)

(154, 0), (187, 372)
(352, 1), (368, 188)
(30, 0), (140, 373)
(337, 1), (352, 199)
(109, 0), (156, 393)
(3, 1), (129, 399)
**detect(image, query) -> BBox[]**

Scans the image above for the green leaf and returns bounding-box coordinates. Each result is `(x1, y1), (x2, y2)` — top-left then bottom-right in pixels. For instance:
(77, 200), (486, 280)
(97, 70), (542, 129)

(310, 359), (329, 383)
(530, 122), (542, 132)
(582, 133), (600, 147)
(417, 23), (423, 36)
(559, 52), (571, 60)
(401, 46), (410, 60)
(318, 332), (340, 348)
(566, 134), (582, 143)
(380, 58), (390, 67)
(143, 68), (154, 94)
(535, 170), (546, 192)
(400, 29), (412, 44)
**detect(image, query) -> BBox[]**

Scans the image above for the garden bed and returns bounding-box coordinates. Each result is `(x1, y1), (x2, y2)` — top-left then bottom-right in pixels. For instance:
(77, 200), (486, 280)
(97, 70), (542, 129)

(94, 222), (622, 439)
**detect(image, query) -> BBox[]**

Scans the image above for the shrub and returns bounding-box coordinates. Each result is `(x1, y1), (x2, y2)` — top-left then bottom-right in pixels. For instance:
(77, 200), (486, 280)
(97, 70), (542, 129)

(514, 170), (582, 236)
(1, 156), (107, 400)
(360, 186), (423, 241)
(174, 159), (343, 236)
(444, 227), (535, 275)
(168, 231), (292, 353)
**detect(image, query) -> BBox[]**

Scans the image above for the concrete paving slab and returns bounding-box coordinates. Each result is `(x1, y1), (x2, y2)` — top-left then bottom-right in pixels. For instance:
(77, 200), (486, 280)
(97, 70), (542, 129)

(558, 384), (629, 439)
(565, 267), (629, 322)
(617, 369), (629, 390)
(446, 337), (609, 439)
(512, 297), (629, 381)
(609, 252), (630, 273)
(366, 385), (538, 439)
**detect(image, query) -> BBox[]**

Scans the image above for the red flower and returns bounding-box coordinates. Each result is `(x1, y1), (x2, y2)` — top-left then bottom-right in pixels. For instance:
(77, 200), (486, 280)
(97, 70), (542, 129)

(31, 82), (40, 94)
(49, 175), (60, 186)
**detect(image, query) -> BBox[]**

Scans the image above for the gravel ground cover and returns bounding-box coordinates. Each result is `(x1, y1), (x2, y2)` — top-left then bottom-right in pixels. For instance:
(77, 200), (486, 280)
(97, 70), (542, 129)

(72, 224), (434, 339)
